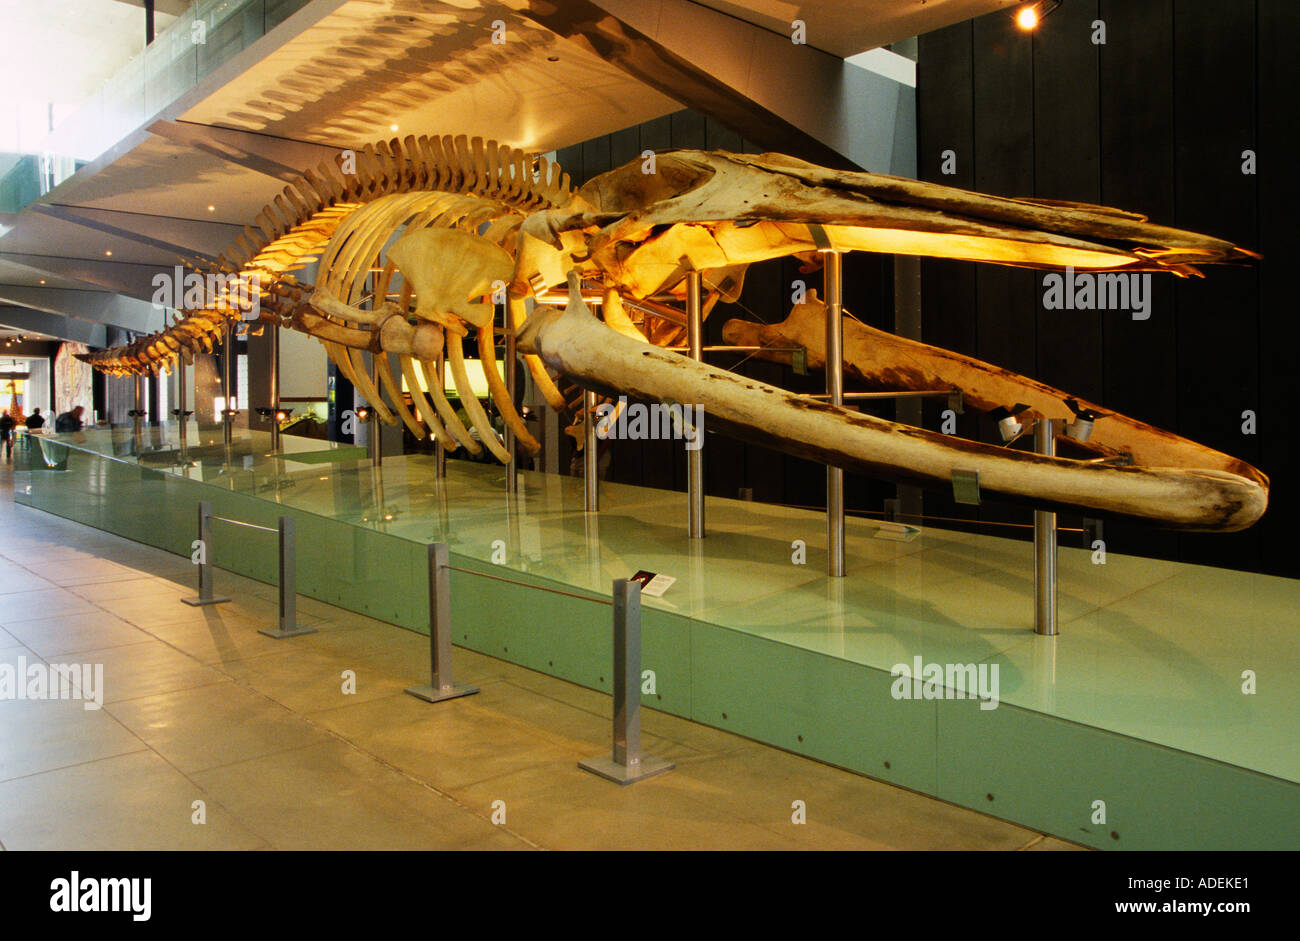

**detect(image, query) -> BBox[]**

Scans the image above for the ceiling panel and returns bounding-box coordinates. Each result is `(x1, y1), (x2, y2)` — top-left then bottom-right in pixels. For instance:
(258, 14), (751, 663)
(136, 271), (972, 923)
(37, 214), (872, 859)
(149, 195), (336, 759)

(692, 0), (1017, 57)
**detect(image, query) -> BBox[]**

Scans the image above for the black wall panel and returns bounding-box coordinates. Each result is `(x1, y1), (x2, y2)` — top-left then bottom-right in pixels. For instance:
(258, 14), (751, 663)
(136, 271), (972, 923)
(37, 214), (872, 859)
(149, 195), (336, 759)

(919, 0), (1294, 577)
(1256, 0), (1300, 577)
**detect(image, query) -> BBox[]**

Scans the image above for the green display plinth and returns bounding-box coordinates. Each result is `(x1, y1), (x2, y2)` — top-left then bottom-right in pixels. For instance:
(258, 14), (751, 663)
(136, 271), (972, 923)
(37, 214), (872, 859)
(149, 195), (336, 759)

(14, 424), (1300, 849)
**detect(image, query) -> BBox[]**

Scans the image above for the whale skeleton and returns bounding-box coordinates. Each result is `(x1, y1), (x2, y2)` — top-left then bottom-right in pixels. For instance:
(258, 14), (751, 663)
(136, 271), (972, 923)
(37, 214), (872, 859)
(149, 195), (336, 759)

(78, 136), (1266, 532)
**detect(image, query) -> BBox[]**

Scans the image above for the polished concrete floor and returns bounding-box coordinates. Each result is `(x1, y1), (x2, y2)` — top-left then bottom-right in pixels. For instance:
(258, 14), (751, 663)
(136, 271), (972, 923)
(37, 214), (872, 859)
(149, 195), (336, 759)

(0, 465), (1081, 850)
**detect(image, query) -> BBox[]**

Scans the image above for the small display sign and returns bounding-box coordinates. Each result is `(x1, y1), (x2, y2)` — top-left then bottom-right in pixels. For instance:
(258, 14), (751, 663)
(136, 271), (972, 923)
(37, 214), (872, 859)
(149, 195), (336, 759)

(630, 570), (676, 597)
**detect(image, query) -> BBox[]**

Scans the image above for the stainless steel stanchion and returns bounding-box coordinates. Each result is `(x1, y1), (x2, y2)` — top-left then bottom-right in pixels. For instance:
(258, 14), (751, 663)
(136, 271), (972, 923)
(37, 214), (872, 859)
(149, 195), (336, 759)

(222, 319), (234, 446)
(579, 579), (674, 785)
(504, 318), (518, 496)
(435, 351), (447, 480)
(686, 269), (705, 538)
(182, 501), (231, 606)
(131, 374), (145, 448)
(369, 354), (382, 468)
(258, 516), (318, 639)
(269, 324), (282, 452)
(1034, 419), (1059, 635)
(583, 388), (598, 513)
(176, 356), (189, 449)
(406, 543), (479, 703)
(824, 250), (846, 577)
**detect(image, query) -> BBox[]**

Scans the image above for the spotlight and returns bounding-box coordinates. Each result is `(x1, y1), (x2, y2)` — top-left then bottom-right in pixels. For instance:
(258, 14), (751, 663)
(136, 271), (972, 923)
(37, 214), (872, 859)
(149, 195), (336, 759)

(1063, 398), (1108, 442)
(991, 403), (1032, 443)
(354, 407), (371, 422)
(1014, 0), (1061, 31)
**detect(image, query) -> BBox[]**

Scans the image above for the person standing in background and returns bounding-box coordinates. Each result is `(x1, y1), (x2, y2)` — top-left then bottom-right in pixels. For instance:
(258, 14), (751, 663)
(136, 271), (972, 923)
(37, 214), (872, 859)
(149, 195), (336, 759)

(0, 410), (14, 461)
(25, 408), (45, 431)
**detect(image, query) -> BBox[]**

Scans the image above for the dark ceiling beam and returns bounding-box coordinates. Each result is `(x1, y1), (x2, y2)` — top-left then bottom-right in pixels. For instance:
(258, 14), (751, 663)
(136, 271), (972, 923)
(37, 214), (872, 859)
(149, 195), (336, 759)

(0, 283), (162, 335)
(0, 305), (108, 347)
(516, 0), (915, 173)
(0, 253), (174, 304)
(516, 0), (858, 169)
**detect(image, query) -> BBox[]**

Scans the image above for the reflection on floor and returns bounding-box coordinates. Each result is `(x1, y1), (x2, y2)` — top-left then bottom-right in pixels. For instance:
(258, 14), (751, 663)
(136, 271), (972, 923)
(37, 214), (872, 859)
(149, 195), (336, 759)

(0, 466), (1080, 851)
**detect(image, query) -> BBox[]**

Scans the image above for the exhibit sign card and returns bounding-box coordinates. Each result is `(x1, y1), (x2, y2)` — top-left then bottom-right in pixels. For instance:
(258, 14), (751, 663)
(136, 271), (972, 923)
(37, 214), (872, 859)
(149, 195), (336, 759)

(630, 571), (676, 597)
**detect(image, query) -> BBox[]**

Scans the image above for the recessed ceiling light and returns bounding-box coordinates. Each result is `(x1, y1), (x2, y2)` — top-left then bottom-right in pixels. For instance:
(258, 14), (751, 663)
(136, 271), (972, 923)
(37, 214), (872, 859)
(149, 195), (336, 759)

(207, 205), (216, 212)
(104, 250), (112, 256)
(390, 124), (399, 132)
(39, 279), (45, 284)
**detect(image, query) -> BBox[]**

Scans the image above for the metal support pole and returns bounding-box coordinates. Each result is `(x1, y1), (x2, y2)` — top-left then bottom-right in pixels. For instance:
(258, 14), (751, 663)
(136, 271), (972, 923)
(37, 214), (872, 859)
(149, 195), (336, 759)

(182, 501), (230, 606)
(583, 388), (598, 513)
(824, 251), (846, 577)
(405, 543), (479, 703)
(435, 350), (447, 479)
(579, 579), (675, 785)
(504, 314), (518, 496)
(131, 375), (145, 445)
(221, 319), (234, 446)
(686, 269), (705, 538)
(259, 516), (318, 638)
(369, 354), (382, 467)
(176, 356), (189, 447)
(269, 323), (281, 452)
(1034, 419), (1059, 635)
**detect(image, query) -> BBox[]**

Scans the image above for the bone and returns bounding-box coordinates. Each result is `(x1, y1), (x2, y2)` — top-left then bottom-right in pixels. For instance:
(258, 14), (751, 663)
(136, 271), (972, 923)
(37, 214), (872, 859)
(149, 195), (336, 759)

(374, 351), (426, 439)
(400, 353), (457, 450)
(447, 336), (511, 463)
(521, 273), (1266, 532)
(420, 355), (481, 455)
(510, 295), (566, 412)
(344, 346), (398, 426)
(722, 292), (1268, 491)
(387, 228), (513, 329)
(476, 321), (541, 454)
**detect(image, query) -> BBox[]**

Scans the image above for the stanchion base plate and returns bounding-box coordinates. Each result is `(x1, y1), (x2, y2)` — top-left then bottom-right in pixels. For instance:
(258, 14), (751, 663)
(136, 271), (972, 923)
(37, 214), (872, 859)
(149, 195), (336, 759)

(578, 754), (675, 785)
(405, 683), (479, 703)
(181, 596), (231, 606)
(258, 624), (319, 639)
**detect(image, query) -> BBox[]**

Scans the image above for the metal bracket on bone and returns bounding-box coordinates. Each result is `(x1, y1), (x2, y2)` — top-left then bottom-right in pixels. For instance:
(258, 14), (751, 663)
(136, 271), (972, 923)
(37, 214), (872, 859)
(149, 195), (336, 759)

(807, 223), (834, 252)
(947, 389), (964, 414)
(952, 468), (982, 506)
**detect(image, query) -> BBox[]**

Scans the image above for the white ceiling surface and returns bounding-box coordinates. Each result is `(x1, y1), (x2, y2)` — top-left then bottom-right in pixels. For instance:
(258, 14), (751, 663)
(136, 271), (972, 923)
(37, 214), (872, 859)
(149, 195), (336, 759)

(0, 0), (1005, 332)
(0, 0), (176, 151)
(1, 0), (687, 309)
(693, 0), (1017, 57)
(58, 135), (285, 225)
(178, 0), (682, 152)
